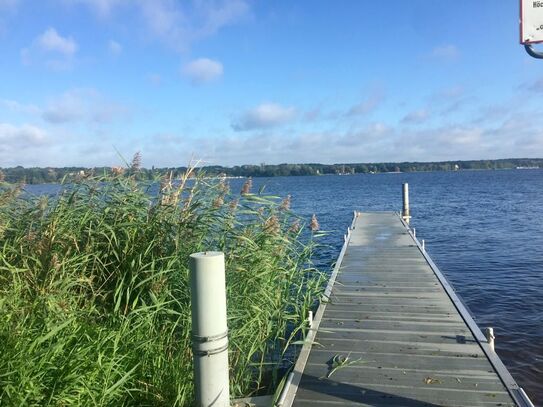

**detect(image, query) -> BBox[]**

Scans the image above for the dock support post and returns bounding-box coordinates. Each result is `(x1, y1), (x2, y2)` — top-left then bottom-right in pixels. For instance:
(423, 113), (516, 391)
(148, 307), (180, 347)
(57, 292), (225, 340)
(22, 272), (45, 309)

(422, 239), (425, 251)
(190, 252), (230, 407)
(485, 327), (495, 352)
(402, 183), (411, 224)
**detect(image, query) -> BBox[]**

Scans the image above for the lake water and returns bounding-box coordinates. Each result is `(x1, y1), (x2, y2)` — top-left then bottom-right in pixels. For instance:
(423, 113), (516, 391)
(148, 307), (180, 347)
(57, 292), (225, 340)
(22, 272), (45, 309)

(25, 169), (543, 403)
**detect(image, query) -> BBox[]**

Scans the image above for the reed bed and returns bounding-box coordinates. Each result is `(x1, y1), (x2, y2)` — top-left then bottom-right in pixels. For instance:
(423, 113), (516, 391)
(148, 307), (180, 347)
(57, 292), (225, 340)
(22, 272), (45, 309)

(0, 166), (325, 406)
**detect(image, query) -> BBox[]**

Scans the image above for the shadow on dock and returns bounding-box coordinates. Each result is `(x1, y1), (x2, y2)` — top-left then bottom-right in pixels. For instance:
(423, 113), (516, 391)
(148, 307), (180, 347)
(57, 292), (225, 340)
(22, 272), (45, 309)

(297, 373), (442, 406)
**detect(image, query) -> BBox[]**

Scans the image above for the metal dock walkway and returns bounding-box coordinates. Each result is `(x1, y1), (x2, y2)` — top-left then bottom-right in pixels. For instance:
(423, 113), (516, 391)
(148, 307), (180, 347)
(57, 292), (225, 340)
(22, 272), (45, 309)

(281, 212), (533, 407)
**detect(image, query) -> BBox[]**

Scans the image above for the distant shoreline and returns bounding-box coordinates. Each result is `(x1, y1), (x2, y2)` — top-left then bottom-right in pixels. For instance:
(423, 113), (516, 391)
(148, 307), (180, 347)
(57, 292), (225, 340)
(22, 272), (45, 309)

(1, 158), (541, 185)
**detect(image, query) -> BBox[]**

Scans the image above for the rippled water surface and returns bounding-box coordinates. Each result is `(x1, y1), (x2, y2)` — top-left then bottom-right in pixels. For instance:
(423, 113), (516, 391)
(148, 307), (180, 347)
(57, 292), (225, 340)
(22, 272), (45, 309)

(26, 170), (543, 403)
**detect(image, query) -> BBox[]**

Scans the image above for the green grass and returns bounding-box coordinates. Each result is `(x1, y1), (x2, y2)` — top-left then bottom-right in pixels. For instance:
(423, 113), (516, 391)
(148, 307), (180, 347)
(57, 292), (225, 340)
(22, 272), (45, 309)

(0, 168), (325, 406)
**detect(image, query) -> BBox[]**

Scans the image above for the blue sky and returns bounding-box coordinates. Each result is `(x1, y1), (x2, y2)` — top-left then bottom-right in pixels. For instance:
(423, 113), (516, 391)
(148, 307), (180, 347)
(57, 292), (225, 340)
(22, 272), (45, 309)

(1, 0), (542, 167)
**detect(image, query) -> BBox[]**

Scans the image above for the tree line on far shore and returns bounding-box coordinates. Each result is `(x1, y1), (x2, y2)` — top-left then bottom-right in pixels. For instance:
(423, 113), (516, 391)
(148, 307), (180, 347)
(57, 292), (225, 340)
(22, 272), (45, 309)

(0, 158), (541, 184)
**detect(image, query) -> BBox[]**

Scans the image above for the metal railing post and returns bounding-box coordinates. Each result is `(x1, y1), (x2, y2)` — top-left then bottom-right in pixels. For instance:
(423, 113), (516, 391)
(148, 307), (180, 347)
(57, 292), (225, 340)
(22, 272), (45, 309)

(402, 183), (411, 224)
(190, 252), (230, 407)
(485, 327), (495, 352)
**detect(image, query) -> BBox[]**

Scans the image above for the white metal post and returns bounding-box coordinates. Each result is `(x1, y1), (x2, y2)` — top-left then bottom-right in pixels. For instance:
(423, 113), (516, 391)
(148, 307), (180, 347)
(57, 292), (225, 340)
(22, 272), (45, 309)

(402, 183), (411, 224)
(190, 252), (230, 407)
(485, 327), (495, 352)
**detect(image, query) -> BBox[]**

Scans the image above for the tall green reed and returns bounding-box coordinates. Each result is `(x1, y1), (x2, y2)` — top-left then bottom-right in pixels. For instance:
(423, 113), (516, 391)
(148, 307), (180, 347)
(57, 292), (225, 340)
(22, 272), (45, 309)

(0, 164), (324, 406)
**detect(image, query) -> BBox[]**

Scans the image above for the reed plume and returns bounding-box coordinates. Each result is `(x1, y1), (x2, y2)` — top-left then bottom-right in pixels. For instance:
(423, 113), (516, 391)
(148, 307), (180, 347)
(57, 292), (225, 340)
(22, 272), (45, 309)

(280, 194), (291, 211)
(309, 214), (320, 232)
(159, 171), (173, 205)
(289, 219), (301, 234)
(130, 151), (142, 171)
(213, 196), (224, 208)
(264, 215), (280, 235)
(218, 174), (230, 194)
(111, 166), (124, 175)
(241, 177), (253, 195)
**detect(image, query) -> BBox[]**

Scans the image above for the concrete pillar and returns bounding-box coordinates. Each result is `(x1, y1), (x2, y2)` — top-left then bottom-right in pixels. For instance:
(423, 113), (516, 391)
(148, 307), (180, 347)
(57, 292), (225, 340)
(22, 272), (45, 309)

(190, 252), (230, 407)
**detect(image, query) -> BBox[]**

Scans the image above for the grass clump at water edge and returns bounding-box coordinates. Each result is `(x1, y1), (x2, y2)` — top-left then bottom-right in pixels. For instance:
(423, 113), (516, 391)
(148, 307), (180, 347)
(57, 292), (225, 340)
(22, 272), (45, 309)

(0, 164), (325, 406)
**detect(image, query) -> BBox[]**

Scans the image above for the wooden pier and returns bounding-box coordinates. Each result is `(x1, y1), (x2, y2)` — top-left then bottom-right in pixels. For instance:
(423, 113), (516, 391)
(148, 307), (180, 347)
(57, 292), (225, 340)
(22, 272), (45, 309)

(279, 212), (533, 407)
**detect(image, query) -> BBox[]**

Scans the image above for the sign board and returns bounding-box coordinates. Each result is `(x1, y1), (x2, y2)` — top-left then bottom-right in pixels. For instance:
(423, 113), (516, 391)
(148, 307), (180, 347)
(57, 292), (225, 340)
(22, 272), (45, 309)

(521, 0), (543, 43)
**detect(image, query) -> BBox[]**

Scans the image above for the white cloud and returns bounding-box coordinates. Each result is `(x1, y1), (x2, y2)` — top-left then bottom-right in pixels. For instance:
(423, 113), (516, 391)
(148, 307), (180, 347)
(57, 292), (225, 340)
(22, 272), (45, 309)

(401, 109), (429, 124)
(21, 27), (78, 70)
(2, 90), (129, 127)
(429, 85), (473, 116)
(186, 106), (543, 166)
(71, 0), (251, 52)
(519, 76), (543, 93)
(137, 0), (187, 50)
(431, 44), (460, 61)
(130, 115), (543, 166)
(193, 0), (250, 39)
(42, 90), (89, 123)
(4, 109), (543, 168)
(0, 123), (47, 148)
(182, 58), (223, 84)
(0, 99), (40, 115)
(140, 0), (249, 51)
(108, 39), (122, 55)
(434, 85), (465, 100)
(0, 123), (123, 167)
(303, 107), (322, 121)
(337, 123), (391, 147)
(346, 89), (384, 116)
(232, 103), (296, 131)
(72, 0), (124, 17)
(42, 88), (129, 124)
(37, 27), (77, 55)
